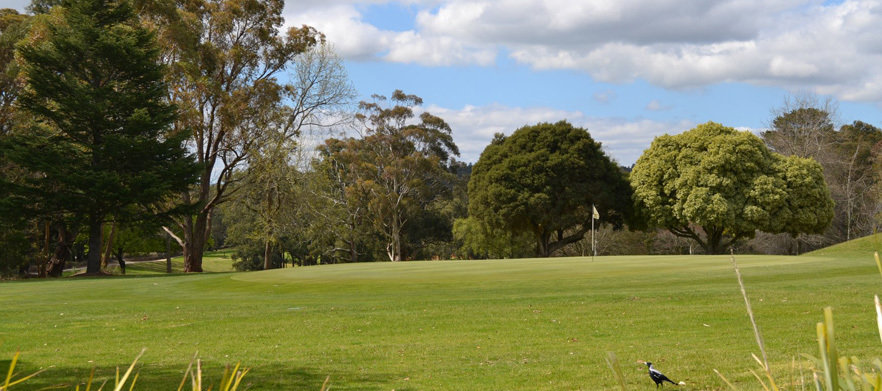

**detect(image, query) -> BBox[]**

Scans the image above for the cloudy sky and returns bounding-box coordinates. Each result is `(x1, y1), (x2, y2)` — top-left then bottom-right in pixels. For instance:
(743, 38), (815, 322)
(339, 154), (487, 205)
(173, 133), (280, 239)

(9, 0), (882, 165)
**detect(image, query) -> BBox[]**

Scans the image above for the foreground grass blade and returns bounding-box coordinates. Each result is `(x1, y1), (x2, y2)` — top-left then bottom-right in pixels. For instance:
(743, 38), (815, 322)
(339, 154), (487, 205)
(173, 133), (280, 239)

(115, 349), (144, 391)
(752, 353), (780, 391)
(603, 352), (626, 391)
(196, 359), (202, 390)
(749, 368), (771, 391)
(1, 351), (48, 390)
(3, 351), (18, 390)
(128, 373), (139, 391)
(731, 251), (770, 371)
(714, 369), (739, 391)
(220, 362), (249, 391)
(86, 367), (96, 391)
(876, 295), (882, 345)
(228, 366), (249, 391)
(177, 352), (198, 391)
(823, 308), (839, 391)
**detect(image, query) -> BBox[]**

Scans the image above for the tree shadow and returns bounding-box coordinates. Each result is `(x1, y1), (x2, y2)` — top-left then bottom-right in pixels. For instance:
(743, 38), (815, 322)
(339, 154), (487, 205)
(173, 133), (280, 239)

(12, 360), (408, 391)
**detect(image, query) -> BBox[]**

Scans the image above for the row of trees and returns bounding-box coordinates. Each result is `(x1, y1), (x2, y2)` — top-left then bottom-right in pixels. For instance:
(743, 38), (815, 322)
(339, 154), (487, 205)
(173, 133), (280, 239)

(1, 1), (879, 276)
(0, 0), (337, 275)
(236, 103), (881, 262)
(220, 90), (465, 268)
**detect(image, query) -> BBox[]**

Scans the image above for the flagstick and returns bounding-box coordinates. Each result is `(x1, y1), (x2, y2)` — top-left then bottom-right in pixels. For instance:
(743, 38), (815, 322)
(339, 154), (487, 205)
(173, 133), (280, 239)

(591, 204), (596, 261)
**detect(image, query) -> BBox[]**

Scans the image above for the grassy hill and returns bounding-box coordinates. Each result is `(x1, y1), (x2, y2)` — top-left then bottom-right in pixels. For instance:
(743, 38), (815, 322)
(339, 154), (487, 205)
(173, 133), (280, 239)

(2, 251), (880, 390)
(803, 232), (882, 259)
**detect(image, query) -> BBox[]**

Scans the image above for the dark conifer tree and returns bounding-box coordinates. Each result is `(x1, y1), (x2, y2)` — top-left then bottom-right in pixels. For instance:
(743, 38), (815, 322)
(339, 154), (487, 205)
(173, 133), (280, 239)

(3, 0), (198, 274)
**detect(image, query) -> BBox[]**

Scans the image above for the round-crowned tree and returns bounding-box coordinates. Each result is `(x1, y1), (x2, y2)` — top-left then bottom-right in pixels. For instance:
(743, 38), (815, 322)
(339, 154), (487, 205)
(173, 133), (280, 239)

(631, 122), (834, 254)
(468, 121), (633, 257)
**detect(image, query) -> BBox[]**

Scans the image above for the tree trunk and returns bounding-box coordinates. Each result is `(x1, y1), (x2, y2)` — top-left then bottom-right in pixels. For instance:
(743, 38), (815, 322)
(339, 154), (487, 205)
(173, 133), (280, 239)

(349, 240), (358, 263)
(704, 227), (732, 255)
(387, 214), (402, 261)
(115, 247), (125, 275)
(166, 233), (172, 273)
(86, 215), (103, 274)
(46, 223), (74, 277)
(101, 221), (117, 269)
(545, 226), (591, 256)
(39, 221), (50, 277)
(536, 228), (551, 257)
(183, 212), (207, 272)
(263, 240), (272, 270)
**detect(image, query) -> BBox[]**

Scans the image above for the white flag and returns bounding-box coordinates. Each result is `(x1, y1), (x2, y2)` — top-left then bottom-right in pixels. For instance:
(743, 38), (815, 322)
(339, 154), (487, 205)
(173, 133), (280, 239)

(592, 205), (600, 220)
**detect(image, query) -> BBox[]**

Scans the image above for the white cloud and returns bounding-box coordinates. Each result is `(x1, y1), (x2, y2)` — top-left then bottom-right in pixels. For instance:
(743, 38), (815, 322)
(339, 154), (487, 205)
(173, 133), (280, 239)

(284, 2), (496, 66)
(422, 103), (694, 165)
(593, 89), (616, 104)
(285, 0), (882, 104)
(645, 100), (673, 112)
(284, 5), (390, 61)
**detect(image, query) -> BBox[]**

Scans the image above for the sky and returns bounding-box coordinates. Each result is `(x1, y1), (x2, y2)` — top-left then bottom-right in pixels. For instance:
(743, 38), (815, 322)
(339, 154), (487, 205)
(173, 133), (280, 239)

(8, 0), (882, 166)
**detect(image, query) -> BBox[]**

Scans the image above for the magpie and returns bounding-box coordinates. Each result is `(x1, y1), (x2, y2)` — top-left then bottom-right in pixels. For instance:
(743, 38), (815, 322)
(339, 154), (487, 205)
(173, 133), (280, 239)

(644, 362), (683, 388)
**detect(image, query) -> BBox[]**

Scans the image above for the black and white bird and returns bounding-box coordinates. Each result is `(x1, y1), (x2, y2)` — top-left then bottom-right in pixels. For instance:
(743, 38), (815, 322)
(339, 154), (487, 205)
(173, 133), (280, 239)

(644, 362), (684, 388)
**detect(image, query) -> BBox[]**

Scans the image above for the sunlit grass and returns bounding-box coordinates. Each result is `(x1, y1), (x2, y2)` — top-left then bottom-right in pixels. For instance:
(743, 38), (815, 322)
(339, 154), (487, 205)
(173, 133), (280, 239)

(60, 249), (236, 277)
(804, 232), (882, 259)
(123, 249), (236, 275)
(2, 251), (880, 390)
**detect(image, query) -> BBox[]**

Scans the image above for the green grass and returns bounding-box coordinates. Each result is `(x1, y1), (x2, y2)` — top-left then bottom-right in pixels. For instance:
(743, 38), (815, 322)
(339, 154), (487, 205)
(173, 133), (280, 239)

(2, 251), (880, 390)
(804, 232), (882, 259)
(123, 249), (236, 275)
(76, 249), (237, 276)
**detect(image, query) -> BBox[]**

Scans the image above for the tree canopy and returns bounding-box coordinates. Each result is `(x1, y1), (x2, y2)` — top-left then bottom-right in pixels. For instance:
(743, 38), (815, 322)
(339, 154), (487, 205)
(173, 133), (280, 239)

(631, 122), (834, 254)
(2, 0), (199, 274)
(467, 121), (633, 257)
(137, 0), (324, 272)
(318, 90), (460, 261)
(761, 98), (882, 249)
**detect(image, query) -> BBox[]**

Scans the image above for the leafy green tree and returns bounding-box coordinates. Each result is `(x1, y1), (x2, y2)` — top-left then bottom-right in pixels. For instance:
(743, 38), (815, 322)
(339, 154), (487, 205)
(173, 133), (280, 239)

(407, 161), (471, 260)
(0, 9), (35, 275)
(762, 97), (882, 248)
(452, 217), (533, 259)
(836, 121), (882, 241)
(3, 0), (198, 274)
(0, 8), (29, 136)
(137, 0), (323, 272)
(631, 122), (834, 254)
(234, 134), (301, 270)
(240, 43), (352, 270)
(763, 106), (835, 158)
(310, 139), (376, 263)
(356, 91), (459, 261)
(319, 90), (459, 261)
(468, 121), (633, 257)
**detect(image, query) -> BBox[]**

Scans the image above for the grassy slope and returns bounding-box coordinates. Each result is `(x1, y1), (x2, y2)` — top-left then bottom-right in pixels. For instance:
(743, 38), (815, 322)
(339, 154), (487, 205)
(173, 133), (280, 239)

(1, 252), (879, 390)
(804, 232), (882, 259)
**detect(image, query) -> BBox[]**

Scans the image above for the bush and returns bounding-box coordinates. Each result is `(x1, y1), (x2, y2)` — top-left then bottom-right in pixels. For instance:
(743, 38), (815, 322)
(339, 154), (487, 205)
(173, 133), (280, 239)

(230, 242), (285, 271)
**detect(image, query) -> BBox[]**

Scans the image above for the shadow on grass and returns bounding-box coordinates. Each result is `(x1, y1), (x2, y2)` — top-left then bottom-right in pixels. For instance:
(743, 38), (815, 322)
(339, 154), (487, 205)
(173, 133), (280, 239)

(14, 361), (407, 391)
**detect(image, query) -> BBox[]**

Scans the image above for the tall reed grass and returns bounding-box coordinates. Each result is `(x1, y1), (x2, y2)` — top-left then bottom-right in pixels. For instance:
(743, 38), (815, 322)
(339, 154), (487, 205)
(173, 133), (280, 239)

(605, 251), (882, 390)
(713, 252), (882, 390)
(0, 349), (309, 390)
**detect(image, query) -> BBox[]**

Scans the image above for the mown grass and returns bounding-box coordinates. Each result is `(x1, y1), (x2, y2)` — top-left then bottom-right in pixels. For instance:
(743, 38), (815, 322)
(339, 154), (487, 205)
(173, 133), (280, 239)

(123, 249), (237, 275)
(76, 249), (237, 276)
(804, 232), (882, 259)
(2, 250), (880, 390)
